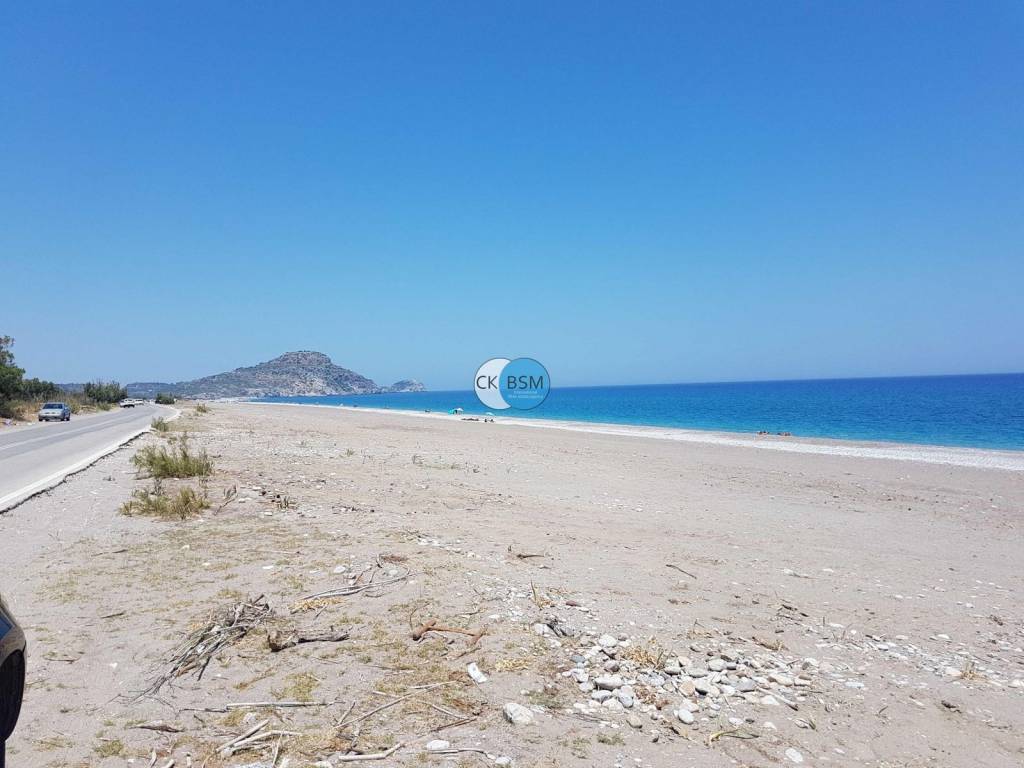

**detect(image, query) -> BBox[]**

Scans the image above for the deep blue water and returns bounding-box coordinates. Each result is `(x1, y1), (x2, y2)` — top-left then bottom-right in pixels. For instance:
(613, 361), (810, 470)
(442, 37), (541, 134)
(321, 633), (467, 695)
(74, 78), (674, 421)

(257, 373), (1024, 451)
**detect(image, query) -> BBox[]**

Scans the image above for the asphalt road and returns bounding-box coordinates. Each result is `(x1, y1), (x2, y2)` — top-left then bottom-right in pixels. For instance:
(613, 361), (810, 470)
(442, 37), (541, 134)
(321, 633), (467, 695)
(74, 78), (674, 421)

(0, 404), (176, 512)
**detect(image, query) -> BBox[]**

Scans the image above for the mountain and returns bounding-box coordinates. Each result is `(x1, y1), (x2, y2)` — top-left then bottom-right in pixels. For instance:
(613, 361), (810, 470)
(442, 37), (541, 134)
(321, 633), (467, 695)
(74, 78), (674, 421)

(126, 351), (425, 399)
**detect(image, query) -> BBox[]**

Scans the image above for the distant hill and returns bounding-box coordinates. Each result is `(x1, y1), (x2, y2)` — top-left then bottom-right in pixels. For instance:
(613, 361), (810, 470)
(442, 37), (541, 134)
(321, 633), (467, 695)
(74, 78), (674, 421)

(385, 379), (426, 393)
(126, 351), (425, 399)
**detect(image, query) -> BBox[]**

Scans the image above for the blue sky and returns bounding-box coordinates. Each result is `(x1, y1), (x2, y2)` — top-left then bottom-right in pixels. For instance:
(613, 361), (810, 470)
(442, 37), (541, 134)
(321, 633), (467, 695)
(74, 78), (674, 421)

(2, 2), (1022, 389)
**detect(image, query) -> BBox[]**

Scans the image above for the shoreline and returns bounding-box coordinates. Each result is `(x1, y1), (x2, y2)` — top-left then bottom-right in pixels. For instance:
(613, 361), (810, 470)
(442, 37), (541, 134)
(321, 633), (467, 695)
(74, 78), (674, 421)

(239, 399), (1024, 471)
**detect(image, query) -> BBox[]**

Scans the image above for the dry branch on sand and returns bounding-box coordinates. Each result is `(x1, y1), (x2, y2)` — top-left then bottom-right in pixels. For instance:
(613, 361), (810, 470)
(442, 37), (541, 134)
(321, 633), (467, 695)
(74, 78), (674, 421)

(141, 596), (272, 697)
(296, 561), (411, 606)
(267, 626), (349, 651)
(411, 619), (486, 654)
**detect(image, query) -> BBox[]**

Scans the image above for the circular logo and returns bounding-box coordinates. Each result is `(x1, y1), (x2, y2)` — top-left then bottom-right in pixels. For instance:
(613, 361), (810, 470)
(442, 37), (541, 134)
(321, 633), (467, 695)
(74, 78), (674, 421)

(474, 357), (550, 410)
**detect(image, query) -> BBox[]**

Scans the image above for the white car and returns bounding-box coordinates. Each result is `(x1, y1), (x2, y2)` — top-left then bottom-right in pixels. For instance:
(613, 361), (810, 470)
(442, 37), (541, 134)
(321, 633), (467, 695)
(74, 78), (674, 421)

(119, 398), (142, 408)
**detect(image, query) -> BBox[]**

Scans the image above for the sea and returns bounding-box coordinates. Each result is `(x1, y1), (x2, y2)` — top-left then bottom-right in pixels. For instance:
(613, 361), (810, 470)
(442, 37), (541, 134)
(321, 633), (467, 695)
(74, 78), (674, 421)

(257, 373), (1024, 451)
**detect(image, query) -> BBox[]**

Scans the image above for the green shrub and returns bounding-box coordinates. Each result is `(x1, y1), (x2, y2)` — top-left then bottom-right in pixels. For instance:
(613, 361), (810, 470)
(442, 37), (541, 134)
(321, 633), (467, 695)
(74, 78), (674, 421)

(194, 403), (209, 414)
(120, 484), (209, 520)
(151, 417), (171, 432)
(83, 380), (127, 404)
(131, 436), (213, 478)
(155, 392), (176, 405)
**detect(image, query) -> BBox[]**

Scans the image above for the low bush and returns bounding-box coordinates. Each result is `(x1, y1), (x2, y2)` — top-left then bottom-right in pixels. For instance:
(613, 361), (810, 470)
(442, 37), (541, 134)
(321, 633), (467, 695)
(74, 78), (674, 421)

(155, 393), (176, 405)
(194, 403), (210, 414)
(151, 417), (171, 432)
(131, 435), (213, 478)
(120, 483), (209, 520)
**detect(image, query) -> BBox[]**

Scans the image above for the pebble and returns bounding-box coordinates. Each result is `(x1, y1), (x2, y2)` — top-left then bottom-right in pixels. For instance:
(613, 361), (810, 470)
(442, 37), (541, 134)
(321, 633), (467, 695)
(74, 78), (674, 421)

(708, 658), (726, 672)
(595, 674), (624, 690)
(685, 666), (709, 678)
(495, 758), (513, 767)
(663, 658), (681, 675)
(591, 690), (613, 702)
(761, 694), (780, 706)
(675, 708), (695, 724)
(503, 702), (534, 726)
(693, 679), (719, 696)
(677, 678), (696, 697)
(426, 740), (451, 751)
(598, 634), (619, 648)
(569, 668), (588, 684)
(736, 678), (757, 693)
(785, 747), (804, 763)
(769, 672), (794, 686)
(626, 713), (644, 729)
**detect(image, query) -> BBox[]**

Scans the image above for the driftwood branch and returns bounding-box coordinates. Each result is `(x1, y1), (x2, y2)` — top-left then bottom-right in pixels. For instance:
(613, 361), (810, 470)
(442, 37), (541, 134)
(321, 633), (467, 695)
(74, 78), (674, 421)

(333, 742), (404, 762)
(411, 619), (486, 648)
(268, 627), (349, 652)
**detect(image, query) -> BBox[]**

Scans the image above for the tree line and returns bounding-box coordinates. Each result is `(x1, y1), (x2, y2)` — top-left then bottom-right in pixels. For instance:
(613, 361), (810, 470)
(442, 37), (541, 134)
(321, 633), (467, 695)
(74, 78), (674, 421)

(1, 335), (128, 418)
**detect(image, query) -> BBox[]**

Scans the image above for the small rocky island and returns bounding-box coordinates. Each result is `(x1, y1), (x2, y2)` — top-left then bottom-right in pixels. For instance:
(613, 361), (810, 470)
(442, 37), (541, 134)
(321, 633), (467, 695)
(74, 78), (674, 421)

(127, 351), (425, 399)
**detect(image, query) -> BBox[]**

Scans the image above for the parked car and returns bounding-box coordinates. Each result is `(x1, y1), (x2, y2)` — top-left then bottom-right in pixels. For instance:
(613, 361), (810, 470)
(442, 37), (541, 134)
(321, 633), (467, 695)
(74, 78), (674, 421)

(0, 595), (26, 768)
(37, 402), (71, 422)
(118, 398), (142, 408)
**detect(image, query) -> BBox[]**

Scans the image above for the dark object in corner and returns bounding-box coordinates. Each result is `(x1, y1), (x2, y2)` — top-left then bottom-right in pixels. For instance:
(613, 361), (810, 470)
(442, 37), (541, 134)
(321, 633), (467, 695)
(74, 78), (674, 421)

(0, 595), (27, 768)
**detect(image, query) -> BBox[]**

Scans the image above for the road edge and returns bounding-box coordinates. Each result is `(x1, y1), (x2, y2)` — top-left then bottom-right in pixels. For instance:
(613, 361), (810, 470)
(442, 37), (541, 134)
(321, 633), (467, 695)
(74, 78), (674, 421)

(0, 407), (181, 514)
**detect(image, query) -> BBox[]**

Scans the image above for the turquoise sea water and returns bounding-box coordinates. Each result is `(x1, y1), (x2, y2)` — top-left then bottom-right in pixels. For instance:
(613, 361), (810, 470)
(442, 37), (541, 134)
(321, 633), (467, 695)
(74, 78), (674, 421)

(257, 373), (1024, 451)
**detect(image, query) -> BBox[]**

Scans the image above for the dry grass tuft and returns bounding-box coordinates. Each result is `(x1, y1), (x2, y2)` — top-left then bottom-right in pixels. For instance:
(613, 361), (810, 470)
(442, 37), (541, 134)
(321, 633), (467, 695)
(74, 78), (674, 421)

(493, 656), (533, 672)
(620, 638), (667, 668)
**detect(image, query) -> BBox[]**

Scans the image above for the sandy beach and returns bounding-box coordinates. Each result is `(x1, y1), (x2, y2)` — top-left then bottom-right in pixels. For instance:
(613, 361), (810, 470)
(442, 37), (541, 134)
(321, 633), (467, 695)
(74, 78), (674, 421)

(2, 401), (1022, 767)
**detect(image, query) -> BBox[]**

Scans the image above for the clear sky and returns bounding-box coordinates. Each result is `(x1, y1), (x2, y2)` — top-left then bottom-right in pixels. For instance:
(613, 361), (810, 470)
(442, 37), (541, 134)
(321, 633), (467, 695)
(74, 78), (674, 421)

(2, 2), (1022, 390)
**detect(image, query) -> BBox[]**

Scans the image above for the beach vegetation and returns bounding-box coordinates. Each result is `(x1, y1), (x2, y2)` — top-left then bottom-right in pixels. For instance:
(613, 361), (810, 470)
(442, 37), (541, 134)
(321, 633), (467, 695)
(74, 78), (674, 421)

(120, 482), (210, 520)
(194, 402), (210, 414)
(131, 434), (213, 478)
(155, 392), (176, 404)
(93, 739), (125, 758)
(151, 416), (171, 432)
